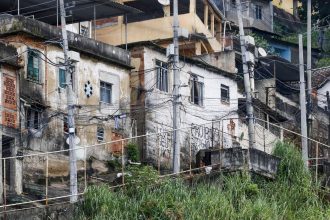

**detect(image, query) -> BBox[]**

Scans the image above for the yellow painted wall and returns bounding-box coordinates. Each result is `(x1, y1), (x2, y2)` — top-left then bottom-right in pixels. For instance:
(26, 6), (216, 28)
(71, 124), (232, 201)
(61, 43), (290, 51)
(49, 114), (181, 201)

(273, 0), (301, 14)
(96, 13), (222, 52)
(274, 0), (294, 14)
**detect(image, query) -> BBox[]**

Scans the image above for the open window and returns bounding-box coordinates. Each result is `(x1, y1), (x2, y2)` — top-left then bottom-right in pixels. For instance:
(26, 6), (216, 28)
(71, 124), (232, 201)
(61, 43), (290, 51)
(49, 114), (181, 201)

(190, 74), (204, 106)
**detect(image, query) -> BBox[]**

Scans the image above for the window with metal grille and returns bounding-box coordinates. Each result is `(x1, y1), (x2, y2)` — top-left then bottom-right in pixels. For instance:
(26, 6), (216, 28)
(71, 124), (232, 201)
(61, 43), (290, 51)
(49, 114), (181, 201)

(97, 127), (104, 142)
(100, 81), (112, 104)
(156, 60), (168, 92)
(27, 49), (42, 82)
(190, 75), (204, 106)
(255, 5), (262, 20)
(221, 84), (230, 103)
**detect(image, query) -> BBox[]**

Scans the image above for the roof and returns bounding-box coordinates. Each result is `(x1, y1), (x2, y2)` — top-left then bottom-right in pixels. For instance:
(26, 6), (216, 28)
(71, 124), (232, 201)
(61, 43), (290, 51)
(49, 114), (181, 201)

(0, 15), (133, 69)
(273, 6), (303, 33)
(256, 56), (300, 82)
(312, 66), (330, 89)
(0, 42), (20, 67)
(238, 98), (288, 122)
(0, 0), (141, 25)
(125, 41), (236, 79)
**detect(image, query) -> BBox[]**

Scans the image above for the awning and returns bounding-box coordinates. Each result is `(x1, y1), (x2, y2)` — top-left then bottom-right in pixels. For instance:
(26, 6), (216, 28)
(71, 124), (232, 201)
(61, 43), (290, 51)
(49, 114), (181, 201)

(0, 0), (141, 25)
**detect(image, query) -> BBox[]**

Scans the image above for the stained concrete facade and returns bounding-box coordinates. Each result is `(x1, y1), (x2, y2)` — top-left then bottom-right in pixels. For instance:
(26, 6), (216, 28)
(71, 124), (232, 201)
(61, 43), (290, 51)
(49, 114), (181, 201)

(0, 43), (23, 203)
(130, 44), (239, 169)
(96, 0), (227, 56)
(0, 15), (133, 200)
(223, 0), (273, 33)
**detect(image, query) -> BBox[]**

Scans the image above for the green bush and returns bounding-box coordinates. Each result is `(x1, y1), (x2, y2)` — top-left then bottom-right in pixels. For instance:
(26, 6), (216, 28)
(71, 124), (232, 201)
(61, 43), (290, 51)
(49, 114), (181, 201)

(77, 144), (330, 220)
(127, 142), (140, 162)
(106, 158), (121, 172)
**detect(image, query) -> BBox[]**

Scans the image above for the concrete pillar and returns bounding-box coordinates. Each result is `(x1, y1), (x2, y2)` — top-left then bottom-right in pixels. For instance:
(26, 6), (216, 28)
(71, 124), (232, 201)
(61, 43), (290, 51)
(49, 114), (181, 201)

(189, 0), (196, 14)
(211, 13), (215, 37)
(9, 140), (22, 195)
(204, 4), (209, 28)
(195, 42), (202, 55)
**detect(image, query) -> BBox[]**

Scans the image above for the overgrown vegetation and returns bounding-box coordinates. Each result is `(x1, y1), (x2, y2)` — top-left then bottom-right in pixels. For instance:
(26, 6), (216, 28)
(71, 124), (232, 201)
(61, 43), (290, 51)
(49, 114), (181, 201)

(77, 142), (330, 220)
(127, 142), (140, 162)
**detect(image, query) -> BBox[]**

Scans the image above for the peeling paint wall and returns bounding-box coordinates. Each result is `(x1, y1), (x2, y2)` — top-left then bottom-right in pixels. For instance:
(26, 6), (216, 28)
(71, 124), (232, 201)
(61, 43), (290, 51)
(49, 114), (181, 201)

(131, 46), (238, 169)
(3, 35), (131, 162)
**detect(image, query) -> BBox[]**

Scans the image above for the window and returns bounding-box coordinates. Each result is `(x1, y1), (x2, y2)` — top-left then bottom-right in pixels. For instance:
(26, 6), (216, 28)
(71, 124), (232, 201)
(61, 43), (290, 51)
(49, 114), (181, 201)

(97, 127), (104, 142)
(100, 81), (112, 104)
(255, 5), (262, 20)
(27, 49), (41, 82)
(63, 116), (69, 133)
(231, 0), (236, 6)
(190, 75), (204, 106)
(26, 108), (42, 129)
(59, 67), (66, 88)
(156, 60), (168, 92)
(80, 25), (89, 37)
(221, 84), (230, 103)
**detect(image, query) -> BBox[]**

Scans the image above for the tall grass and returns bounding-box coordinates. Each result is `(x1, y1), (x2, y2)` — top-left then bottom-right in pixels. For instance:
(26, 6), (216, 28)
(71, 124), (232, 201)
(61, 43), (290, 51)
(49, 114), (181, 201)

(76, 142), (330, 220)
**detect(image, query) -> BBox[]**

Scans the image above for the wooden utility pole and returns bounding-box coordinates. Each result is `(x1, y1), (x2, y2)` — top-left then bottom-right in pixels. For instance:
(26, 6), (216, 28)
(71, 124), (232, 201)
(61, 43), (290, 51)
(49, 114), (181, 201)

(59, 0), (78, 203)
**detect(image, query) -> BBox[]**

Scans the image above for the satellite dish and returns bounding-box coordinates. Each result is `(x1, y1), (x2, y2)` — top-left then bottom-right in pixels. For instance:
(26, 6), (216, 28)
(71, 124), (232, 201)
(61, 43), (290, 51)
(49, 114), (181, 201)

(158, 0), (170, 6)
(258, 47), (267, 57)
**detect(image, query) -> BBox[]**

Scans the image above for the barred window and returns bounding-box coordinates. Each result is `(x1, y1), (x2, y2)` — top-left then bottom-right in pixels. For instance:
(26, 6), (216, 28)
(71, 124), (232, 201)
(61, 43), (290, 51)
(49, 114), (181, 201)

(97, 127), (105, 142)
(156, 60), (168, 92)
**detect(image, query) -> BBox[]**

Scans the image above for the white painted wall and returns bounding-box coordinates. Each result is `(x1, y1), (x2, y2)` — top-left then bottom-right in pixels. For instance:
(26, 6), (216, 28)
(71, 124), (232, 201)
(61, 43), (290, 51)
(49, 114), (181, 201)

(141, 47), (239, 167)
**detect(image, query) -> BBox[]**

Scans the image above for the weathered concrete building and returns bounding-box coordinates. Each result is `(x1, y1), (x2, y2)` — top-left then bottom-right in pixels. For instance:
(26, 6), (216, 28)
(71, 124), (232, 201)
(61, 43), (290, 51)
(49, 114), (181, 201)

(129, 42), (239, 169)
(96, 0), (230, 56)
(0, 15), (133, 200)
(213, 0), (274, 33)
(0, 43), (23, 201)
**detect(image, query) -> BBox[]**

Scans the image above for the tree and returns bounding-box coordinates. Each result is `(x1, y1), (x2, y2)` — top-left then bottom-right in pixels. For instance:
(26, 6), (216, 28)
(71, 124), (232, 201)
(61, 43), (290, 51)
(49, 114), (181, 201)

(298, 0), (330, 25)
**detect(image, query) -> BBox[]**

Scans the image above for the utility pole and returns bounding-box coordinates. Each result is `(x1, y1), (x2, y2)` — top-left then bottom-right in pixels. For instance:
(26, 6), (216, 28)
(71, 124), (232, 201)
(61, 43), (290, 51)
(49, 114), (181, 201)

(59, 0), (78, 203)
(172, 0), (181, 173)
(327, 92), (330, 146)
(299, 34), (309, 168)
(307, 0), (313, 147)
(236, 0), (256, 149)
